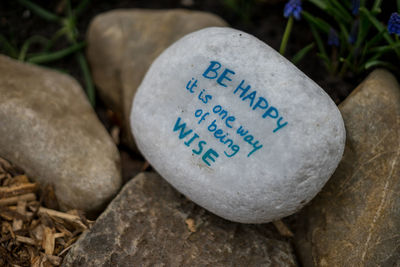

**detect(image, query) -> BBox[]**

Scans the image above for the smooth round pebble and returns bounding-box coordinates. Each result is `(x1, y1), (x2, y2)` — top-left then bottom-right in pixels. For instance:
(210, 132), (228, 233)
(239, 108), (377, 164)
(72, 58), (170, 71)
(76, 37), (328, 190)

(131, 27), (345, 223)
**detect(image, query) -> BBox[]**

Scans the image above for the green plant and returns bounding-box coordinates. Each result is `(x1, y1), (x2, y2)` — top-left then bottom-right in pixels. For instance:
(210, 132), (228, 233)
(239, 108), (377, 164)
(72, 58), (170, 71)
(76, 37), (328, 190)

(302, 0), (400, 77)
(280, 0), (316, 65)
(0, 0), (95, 106)
(280, 0), (400, 76)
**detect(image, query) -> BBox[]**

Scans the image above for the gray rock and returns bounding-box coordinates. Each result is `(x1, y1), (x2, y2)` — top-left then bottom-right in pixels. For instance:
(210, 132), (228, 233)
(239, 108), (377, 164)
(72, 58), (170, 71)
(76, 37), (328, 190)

(295, 69), (400, 266)
(0, 55), (121, 213)
(63, 172), (298, 266)
(86, 9), (228, 150)
(131, 27), (345, 223)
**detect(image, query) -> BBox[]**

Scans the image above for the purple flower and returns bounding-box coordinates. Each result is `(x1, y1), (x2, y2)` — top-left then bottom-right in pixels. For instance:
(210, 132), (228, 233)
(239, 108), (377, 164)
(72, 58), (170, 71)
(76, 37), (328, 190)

(388, 12), (400, 35)
(351, 0), (360, 15)
(328, 28), (339, 47)
(284, 0), (302, 20)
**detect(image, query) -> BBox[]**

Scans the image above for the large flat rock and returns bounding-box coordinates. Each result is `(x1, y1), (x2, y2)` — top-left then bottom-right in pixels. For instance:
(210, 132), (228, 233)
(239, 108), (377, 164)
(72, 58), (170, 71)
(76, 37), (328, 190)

(63, 172), (298, 266)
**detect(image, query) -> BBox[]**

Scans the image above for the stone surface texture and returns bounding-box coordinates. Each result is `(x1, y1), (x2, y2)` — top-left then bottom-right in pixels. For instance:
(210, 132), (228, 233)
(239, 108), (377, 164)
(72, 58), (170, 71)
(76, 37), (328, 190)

(131, 27), (345, 223)
(295, 69), (400, 266)
(0, 55), (121, 213)
(63, 172), (297, 266)
(87, 9), (228, 149)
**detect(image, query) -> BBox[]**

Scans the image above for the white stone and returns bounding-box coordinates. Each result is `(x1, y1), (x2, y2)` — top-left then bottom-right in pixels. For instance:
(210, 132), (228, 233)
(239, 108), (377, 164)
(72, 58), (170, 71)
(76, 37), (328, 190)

(131, 27), (345, 223)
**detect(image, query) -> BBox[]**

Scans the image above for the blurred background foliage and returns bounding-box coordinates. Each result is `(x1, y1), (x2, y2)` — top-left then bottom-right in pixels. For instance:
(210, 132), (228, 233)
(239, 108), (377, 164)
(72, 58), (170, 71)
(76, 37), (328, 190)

(0, 0), (398, 104)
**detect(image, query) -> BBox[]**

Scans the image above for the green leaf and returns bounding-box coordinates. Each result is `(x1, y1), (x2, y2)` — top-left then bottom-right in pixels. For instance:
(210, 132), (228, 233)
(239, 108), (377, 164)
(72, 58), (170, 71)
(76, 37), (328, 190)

(368, 43), (400, 54)
(364, 60), (400, 74)
(314, 0), (351, 25)
(338, 23), (350, 43)
(27, 42), (85, 64)
(307, 0), (328, 10)
(359, 7), (393, 44)
(371, 0), (382, 14)
(330, 0), (352, 23)
(17, 0), (61, 22)
(358, 31), (384, 68)
(43, 27), (69, 52)
(291, 43), (315, 65)
(363, 31), (384, 50)
(359, 7), (400, 57)
(364, 52), (383, 65)
(18, 35), (49, 61)
(302, 11), (330, 33)
(309, 23), (327, 55)
(308, 22), (331, 70)
(355, 15), (371, 51)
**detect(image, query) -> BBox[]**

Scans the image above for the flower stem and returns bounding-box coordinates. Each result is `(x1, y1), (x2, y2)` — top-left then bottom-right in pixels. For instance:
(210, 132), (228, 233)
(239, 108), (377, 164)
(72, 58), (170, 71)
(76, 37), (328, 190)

(280, 16), (294, 55)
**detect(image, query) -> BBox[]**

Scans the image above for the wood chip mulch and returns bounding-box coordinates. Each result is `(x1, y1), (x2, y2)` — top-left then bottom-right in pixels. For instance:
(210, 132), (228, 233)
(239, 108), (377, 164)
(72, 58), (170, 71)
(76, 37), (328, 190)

(0, 157), (93, 266)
